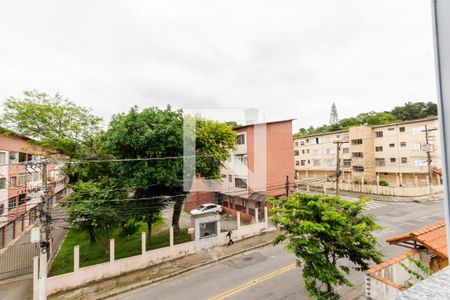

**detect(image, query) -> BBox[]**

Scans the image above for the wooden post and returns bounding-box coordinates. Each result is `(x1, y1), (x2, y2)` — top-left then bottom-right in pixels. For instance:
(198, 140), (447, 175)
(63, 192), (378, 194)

(255, 208), (259, 223)
(110, 239), (115, 263)
(141, 232), (146, 254)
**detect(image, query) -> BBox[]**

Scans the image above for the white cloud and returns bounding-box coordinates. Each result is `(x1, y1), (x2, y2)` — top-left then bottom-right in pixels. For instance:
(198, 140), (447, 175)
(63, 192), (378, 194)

(0, 0), (437, 131)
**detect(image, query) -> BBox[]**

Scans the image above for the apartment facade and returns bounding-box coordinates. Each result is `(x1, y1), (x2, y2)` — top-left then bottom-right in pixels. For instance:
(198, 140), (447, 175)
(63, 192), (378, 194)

(185, 119), (295, 219)
(293, 116), (442, 187)
(0, 130), (68, 249)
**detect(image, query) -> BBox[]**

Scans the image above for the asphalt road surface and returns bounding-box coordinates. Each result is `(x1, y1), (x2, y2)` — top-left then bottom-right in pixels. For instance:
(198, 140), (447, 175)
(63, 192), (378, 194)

(112, 200), (445, 300)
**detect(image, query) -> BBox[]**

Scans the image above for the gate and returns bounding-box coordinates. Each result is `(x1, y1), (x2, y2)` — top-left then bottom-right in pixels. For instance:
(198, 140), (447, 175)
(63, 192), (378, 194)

(0, 242), (40, 280)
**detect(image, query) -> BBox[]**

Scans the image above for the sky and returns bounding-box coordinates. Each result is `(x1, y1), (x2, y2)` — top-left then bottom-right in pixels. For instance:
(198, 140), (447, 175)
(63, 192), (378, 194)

(0, 0), (437, 131)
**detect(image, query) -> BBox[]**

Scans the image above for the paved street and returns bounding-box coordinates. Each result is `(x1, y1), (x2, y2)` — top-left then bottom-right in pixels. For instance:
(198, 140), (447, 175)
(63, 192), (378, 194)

(111, 200), (445, 300)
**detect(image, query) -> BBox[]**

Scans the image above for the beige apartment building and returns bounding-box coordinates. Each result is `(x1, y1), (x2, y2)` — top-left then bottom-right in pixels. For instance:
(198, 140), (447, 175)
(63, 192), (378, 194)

(293, 116), (442, 187)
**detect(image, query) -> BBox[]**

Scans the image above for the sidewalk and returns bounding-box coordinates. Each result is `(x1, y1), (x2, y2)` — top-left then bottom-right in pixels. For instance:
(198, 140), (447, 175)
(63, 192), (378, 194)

(0, 204), (69, 300)
(48, 230), (280, 300)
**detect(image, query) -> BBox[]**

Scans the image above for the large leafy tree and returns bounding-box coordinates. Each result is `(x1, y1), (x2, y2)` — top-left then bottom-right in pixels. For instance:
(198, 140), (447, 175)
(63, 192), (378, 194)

(66, 178), (128, 248)
(0, 90), (103, 157)
(102, 107), (236, 238)
(102, 106), (184, 240)
(391, 101), (437, 121)
(269, 193), (382, 299)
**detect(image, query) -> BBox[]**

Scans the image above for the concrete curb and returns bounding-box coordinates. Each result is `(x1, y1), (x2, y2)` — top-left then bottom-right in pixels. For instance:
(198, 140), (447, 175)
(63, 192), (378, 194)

(98, 235), (276, 299)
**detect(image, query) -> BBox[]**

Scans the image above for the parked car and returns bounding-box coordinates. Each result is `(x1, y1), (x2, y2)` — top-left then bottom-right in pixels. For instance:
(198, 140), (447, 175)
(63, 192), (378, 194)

(190, 203), (222, 216)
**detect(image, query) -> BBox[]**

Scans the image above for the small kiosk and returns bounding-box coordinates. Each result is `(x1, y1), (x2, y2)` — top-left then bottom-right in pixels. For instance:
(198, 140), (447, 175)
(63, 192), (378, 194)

(191, 212), (221, 250)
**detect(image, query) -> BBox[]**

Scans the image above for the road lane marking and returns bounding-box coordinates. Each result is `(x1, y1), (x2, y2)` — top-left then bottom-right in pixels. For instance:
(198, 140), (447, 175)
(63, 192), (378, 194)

(208, 263), (297, 300)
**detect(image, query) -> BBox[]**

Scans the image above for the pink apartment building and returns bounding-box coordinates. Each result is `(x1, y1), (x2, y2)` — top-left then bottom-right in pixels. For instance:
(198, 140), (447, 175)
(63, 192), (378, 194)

(185, 119), (295, 221)
(0, 129), (68, 249)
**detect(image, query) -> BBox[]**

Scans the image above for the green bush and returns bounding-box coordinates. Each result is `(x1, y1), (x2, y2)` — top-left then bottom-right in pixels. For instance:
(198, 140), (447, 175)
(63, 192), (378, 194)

(378, 180), (389, 186)
(353, 179), (368, 185)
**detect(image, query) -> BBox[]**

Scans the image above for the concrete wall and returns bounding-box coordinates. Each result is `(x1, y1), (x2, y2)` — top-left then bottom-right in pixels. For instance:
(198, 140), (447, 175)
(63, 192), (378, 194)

(45, 209), (271, 296)
(365, 250), (432, 300)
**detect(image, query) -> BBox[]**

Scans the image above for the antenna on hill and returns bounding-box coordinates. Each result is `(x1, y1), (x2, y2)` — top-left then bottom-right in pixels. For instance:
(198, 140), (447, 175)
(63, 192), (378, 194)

(330, 102), (339, 126)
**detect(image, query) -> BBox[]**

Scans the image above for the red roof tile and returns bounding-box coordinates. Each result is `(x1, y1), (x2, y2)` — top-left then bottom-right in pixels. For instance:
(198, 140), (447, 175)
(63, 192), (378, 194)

(386, 220), (448, 259)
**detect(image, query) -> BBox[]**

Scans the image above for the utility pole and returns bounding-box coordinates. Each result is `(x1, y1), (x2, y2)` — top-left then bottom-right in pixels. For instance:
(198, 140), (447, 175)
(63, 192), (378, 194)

(423, 125), (437, 195)
(32, 158), (51, 300)
(334, 140), (349, 196)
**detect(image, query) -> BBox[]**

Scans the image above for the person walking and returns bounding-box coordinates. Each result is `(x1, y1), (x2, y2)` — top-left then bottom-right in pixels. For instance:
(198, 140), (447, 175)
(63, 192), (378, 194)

(226, 230), (234, 246)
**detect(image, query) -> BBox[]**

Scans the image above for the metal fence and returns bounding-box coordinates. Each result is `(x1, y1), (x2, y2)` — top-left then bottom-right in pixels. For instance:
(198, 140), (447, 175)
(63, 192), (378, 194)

(0, 242), (40, 281)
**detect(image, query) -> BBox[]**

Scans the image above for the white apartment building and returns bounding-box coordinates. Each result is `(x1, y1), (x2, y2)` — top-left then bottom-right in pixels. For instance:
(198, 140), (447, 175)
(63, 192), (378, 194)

(293, 116), (442, 187)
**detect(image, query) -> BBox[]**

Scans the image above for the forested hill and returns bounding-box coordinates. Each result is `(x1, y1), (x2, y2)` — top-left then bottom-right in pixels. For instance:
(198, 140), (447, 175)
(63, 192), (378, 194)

(295, 101), (437, 137)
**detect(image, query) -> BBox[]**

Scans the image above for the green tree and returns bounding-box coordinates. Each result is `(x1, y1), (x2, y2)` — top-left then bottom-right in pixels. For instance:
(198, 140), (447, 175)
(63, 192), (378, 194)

(0, 90), (103, 157)
(66, 178), (128, 247)
(102, 106), (184, 240)
(391, 101), (437, 121)
(269, 193), (382, 299)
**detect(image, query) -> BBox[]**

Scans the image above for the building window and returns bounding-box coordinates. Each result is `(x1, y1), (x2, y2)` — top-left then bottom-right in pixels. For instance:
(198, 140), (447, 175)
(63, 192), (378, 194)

(400, 142), (406, 147)
(312, 149), (320, 155)
(375, 131), (383, 138)
(300, 160), (306, 166)
(228, 175), (232, 183)
(375, 146), (383, 152)
(412, 143), (423, 151)
(352, 152), (363, 158)
(351, 139), (363, 145)
(18, 194), (27, 205)
(414, 159), (427, 167)
(343, 159), (351, 168)
(10, 176), (17, 187)
(295, 142), (298, 147)
(8, 197), (16, 210)
(234, 177), (247, 188)
(390, 157), (396, 163)
(234, 154), (248, 166)
(0, 178), (5, 190)
(18, 152), (27, 163)
(295, 161), (300, 166)
(315, 137), (320, 144)
(342, 134), (349, 141)
(326, 160), (335, 166)
(388, 128), (395, 131)
(300, 141), (305, 146)
(325, 148), (334, 155)
(18, 174), (26, 186)
(342, 147), (349, 154)
(236, 134), (245, 145)
(389, 143), (395, 148)
(0, 152), (5, 164)
(375, 158), (385, 166)
(353, 166), (364, 172)
(305, 139), (309, 143)
(313, 160), (321, 166)
(412, 126), (425, 134)
(200, 221), (217, 239)
(0, 204), (3, 215)
(399, 126), (405, 132)
(302, 149), (305, 154)
(401, 157), (407, 164)
(307, 160), (311, 164)
(306, 149), (310, 154)
(294, 150), (299, 156)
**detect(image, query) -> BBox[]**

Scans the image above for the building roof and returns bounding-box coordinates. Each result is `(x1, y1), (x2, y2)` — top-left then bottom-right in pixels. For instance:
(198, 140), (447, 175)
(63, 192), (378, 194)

(386, 220), (448, 259)
(370, 115), (438, 129)
(0, 127), (33, 141)
(233, 119), (295, 130)
(395, 266), (450, 300)
(293, 116), (438, 139)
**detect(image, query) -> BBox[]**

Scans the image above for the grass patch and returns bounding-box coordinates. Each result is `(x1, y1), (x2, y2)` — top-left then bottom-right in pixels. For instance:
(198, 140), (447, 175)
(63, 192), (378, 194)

(50, 218), (191, 276)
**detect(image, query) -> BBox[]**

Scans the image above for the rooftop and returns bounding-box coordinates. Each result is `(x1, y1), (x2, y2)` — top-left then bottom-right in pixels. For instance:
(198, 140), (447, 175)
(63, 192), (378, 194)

(233, 119), (295, 130)
(386, 219), (448, 259)
(395, 266), (450, 300)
